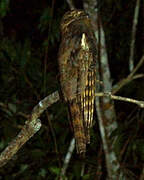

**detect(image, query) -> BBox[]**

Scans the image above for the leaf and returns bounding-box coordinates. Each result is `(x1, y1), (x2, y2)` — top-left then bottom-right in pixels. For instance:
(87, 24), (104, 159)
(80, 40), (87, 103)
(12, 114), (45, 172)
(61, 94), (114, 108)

(20, 39), (31, 69)
(135, 140), (144, 161)
(0, 140), (5, 150)
(38, 168), (47, 178)
(83, 174), (90, 179)
(19, 164), (29, 173)
(49, 167), (60, 175)
(8, 103), (16, 113)
(38, 7), (52, 32)
(0, 0), (9, 18)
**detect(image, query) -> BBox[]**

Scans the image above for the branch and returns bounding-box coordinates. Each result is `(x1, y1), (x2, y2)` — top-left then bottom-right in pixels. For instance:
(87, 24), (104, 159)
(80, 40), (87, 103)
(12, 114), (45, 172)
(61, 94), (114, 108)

(1, 86), (143, 169)
(60, 138), (75, 179)
(0, 88), (143, 168)
(66, 0), (75, 10)
(113, 55), (144, 94)
(140, 165), (144, 180)
(83, 0), (124, 178)
(95, 92), (144, 108)
(0, 91), (59, 167)
(0, 119), (41, 168)
(129, 0), (140, 72)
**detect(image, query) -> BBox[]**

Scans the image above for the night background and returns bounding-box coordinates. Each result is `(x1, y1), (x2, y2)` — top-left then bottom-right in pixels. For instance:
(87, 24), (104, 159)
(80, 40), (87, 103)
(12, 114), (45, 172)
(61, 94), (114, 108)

(0, 0), (144, 179)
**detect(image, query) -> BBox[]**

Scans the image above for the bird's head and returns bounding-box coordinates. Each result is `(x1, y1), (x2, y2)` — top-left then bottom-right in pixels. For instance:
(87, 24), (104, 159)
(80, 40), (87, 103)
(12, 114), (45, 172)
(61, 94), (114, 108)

(60, 10), (89, 32)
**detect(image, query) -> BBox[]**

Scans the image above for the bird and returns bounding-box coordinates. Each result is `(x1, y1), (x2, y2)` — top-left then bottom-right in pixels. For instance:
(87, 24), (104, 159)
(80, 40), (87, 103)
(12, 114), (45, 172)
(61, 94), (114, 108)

(58, 9), (98, 155)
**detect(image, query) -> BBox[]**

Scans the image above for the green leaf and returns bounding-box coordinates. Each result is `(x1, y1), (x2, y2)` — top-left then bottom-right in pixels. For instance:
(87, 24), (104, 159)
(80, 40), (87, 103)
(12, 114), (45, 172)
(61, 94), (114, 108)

(0, 0), (9, 18)
(135, 140), (144, 161)
(38, 168), (47, 178)
(20, 39), (31, 69)
(0, 140), (5, 150)
(8, 103), (16, 113)
(83, 174), (91, 179)
(19, 164), (29, 173)
(49, 167), (60, 175)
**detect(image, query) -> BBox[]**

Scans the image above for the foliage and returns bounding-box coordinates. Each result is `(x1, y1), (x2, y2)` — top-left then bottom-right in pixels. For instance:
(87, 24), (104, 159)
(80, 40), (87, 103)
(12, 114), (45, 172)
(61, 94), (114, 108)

(38, 7), (60, 45)
(0, 0), (9, 18)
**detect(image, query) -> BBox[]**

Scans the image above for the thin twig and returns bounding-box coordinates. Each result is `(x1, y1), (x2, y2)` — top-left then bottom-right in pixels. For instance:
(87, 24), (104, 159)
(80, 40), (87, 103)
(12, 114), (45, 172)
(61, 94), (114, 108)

(66, 0), (75, 10)
(44, 0), (55, 96)
(60, 138), (75, 179)
(46, 111), (61, 167)
(43, 0), (59, 166)
(80, 163), (85, 177)
(95, 92), (144, 108)
(129, 0), (140, 72)
(132, 74), (144, 80)
(113, 55), (144, 94)
(140, 165), (144, 180)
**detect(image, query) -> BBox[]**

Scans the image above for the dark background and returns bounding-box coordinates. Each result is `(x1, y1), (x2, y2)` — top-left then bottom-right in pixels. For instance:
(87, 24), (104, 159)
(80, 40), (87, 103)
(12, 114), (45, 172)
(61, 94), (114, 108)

(0, 0), (144, 179)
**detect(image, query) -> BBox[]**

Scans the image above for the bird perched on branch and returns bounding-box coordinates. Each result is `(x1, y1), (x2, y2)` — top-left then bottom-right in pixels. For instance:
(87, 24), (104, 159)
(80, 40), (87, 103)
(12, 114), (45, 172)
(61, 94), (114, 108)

(58, 10), (98, 155)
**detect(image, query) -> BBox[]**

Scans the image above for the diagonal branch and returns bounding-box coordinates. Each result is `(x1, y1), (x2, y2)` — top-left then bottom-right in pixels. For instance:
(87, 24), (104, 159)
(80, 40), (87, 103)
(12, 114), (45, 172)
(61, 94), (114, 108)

(0, 91), (59, 168)
(113, 55), (144, 94)
(1, 88), (144, 169)
(0, 119), (41, 168)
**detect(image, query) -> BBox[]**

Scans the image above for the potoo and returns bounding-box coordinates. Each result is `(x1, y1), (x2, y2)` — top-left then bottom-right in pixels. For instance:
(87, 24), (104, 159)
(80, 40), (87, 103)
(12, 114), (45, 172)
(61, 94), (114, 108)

(58, 10), (98, 154)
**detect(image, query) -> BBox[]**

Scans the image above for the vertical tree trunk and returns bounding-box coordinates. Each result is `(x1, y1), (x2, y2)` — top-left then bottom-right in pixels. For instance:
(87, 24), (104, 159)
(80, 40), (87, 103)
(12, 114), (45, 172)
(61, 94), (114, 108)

(83, 0), (126, 179)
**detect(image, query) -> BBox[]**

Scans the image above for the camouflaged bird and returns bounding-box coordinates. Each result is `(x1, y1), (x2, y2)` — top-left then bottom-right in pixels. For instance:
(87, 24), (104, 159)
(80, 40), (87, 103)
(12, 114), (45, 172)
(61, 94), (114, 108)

(58, 10), (98, 154)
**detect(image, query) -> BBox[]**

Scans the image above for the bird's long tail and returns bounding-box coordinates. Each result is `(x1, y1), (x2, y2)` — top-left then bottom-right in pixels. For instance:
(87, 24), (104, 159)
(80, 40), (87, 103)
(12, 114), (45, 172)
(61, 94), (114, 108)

(69, 100), (86, 155)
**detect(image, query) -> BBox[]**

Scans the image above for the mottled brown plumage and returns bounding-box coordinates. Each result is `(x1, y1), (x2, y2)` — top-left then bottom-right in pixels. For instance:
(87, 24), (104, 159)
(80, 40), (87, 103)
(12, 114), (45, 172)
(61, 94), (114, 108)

(58, 10), (97, 154)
